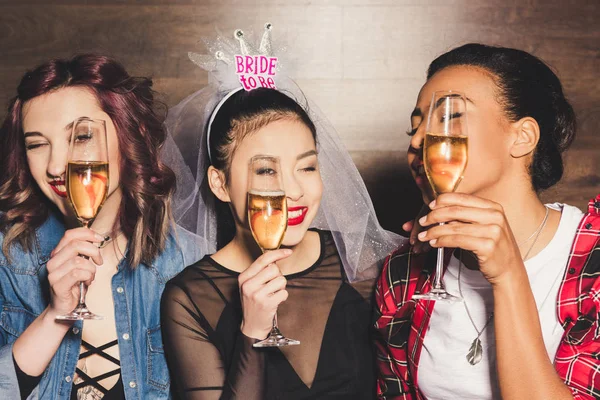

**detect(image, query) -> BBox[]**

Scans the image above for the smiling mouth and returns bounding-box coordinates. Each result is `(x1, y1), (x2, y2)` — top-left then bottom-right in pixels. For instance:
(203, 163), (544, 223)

(288, 206), (308, 226)
(49, 181), (67, 198)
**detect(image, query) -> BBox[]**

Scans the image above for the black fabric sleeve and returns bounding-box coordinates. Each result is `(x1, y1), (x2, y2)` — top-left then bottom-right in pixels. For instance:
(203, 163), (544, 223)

(161, 283), (265, 400)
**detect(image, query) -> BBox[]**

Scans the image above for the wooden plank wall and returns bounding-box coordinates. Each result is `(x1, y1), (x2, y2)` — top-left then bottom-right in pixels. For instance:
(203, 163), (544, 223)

(1, 0), (598, 233)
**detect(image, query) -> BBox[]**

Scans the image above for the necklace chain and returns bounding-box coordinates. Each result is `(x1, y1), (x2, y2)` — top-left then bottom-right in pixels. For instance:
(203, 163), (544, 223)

(517, 206), (550, 248)
(522, 206), (550, 261)
(457, 261), (494, 337)
(457, 205), (550, 365)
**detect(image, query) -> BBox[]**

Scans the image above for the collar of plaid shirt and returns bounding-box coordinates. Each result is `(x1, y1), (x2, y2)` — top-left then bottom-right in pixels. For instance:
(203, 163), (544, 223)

(374, 195), (600, 400)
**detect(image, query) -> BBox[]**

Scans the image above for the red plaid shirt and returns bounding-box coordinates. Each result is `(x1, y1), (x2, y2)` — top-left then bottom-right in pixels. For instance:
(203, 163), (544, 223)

(374, 195), (600, 399)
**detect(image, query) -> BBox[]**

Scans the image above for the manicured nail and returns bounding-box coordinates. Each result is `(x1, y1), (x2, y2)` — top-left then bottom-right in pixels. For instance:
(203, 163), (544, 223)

(418, 232), (427, 240)
(430, 239), (437, 245)
(419, 216), (427, 225)
(283, 249), (293, 255)
(95, 234), (105, 241)
(429, 200), (436, 209)
(410, 238), (415, 245)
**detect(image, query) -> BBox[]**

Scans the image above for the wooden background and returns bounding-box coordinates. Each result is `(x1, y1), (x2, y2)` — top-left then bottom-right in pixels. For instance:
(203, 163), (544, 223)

(1, 0), (598, 233)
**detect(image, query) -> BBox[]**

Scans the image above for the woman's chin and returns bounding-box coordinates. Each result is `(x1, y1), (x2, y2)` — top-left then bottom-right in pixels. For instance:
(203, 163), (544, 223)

(281, 225), (309, 248)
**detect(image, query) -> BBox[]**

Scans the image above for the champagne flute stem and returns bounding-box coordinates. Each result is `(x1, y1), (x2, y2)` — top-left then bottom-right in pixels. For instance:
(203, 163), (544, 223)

(261, 249), (281, 331)
(79, 282), (86, 305)
(78, 220), (90, 307)
(432, 222), (445, 290)
(432, 247), (445, 289)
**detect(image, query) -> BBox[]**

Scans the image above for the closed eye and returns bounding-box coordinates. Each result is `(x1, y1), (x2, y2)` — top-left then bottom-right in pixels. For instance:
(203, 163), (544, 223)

(255, 167), (276, 176)
(74, 133), (93, 143)
(25, 143), (47, 151)
(440, 112), (463, 123)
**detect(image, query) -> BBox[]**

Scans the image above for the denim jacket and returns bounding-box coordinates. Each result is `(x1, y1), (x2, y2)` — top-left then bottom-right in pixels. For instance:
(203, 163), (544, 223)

(0, 211), (203, 399)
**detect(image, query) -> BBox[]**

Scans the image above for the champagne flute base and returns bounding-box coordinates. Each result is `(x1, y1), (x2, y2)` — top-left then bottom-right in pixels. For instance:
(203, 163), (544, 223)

(253, 327), (300, 348)
(55, 304), (103, 321)
(413, 288), (462, 303)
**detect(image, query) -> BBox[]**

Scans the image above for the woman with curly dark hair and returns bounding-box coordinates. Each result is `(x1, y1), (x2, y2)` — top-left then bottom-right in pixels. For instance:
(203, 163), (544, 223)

(0, 54), (201, 399)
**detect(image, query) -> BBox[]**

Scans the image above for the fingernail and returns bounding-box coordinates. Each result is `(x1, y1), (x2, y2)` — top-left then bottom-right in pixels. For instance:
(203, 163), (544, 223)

(283, 249), (292, 255)
(429, 200), (436, 209)
(95, 234), (104, 241)
(410, 238), (415, 245)
(430, 239), (437, 245)
(419, 216), (427, 225)
(418, 232), (427, 240)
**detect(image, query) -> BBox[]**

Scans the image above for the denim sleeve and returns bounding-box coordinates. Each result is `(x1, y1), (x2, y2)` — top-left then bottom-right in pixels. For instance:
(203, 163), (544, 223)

(0, 294), (32, 400)
(0, 341), (22, 399)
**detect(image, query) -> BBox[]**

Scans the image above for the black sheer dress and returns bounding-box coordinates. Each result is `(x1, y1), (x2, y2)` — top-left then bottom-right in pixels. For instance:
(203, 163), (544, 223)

(161, 230), (377, 399)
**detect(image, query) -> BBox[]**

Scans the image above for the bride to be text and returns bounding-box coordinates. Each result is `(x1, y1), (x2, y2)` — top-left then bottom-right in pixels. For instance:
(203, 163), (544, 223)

(235, 55), (277, 91)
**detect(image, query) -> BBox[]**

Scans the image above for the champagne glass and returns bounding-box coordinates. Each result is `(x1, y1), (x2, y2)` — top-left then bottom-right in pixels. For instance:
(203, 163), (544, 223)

(56, 118), (109, 320)
(247, 155), (300, 347)
(413, 91), (468, 302)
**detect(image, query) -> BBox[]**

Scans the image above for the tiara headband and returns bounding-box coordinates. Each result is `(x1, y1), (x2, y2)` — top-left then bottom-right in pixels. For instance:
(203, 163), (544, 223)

(190, 23), (280, 163)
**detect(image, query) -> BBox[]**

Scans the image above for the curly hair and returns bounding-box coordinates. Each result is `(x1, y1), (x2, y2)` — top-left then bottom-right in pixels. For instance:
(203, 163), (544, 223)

(0, 54), (176, 267)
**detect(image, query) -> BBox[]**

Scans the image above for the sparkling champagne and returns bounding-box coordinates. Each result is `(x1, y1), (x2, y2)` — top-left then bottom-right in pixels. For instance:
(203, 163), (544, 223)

(248, 190), (287, 251)
(67, 161), (109, 224)
(424, 133), (468, 196)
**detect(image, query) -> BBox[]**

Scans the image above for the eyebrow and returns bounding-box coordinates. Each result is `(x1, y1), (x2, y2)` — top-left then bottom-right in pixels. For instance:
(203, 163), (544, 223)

(410, 96), (475, 124)
(297, 150), (317, 160)
(23, 131), (44, 139)
(65, 120), (76, 131)
(23, 119), (81, 140)
(434, 95), (475, 110)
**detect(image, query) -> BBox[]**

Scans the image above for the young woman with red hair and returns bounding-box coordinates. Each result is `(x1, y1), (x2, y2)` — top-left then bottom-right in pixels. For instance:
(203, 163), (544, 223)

(0, 54), (202, 399)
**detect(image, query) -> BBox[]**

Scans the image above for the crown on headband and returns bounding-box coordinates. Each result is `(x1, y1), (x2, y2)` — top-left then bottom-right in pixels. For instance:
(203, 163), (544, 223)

(189, 23), (278, 91)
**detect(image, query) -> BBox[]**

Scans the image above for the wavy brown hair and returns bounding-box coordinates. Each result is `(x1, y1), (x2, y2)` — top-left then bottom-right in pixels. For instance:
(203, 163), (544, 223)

(0, 54), (176, 267)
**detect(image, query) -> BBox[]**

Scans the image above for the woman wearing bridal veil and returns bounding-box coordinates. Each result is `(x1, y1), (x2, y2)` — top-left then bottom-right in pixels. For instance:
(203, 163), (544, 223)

(160, 24), (405, 399)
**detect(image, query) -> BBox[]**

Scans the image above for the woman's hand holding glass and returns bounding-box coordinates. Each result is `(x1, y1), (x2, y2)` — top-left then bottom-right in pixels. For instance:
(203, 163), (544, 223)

(417, 193), (525, 286)
(238, 249), (292, 340)
(46, 228), (104, 318)
(247, 155), (300, 346)
(55, 117), (109, 320)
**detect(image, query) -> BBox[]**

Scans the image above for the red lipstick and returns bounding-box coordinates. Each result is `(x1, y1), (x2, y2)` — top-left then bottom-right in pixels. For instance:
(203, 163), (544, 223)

(287, 206), (308, 226)
(49, 180), (67, 198)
